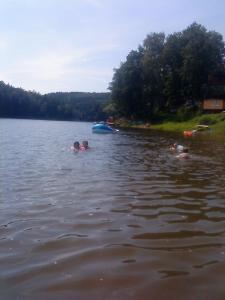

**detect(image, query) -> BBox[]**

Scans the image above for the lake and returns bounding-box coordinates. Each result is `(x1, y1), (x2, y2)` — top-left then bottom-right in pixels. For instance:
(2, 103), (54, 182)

(1, 118), (225, 300)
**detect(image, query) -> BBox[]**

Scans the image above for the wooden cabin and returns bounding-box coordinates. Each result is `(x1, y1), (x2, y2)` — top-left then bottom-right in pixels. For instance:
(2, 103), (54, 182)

(204, 72), (225, 111)
(203, 99), (225, 111)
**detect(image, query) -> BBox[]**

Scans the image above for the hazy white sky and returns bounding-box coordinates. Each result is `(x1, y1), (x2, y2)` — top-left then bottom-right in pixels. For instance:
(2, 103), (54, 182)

(0, 0), (224, 94)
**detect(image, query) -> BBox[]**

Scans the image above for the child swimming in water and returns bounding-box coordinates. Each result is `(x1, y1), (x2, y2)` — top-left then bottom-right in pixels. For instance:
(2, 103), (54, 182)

(73, 141), (80, 151)
(71, 140), (89, 152)
(176, 147), (189, 159)
(170, 142), (184, 152)
(80, 141), (89, 150)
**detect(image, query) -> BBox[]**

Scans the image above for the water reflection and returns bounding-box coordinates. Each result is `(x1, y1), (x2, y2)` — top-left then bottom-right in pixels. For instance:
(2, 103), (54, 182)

(0, 119), (225, 300)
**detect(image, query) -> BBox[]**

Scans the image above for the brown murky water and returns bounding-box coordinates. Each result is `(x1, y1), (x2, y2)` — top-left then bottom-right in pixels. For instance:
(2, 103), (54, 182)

(1, 119), (225, 300)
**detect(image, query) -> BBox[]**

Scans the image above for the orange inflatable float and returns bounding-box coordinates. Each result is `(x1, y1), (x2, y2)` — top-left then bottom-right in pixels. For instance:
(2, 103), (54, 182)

(183, 130), (193, 137)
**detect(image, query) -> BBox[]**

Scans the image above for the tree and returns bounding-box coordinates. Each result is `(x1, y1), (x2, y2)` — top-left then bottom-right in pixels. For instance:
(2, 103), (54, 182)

(141, 32), (165, 115)
(162, 32), (184, 108)
(109, 50), (144, 118)
(180, 23), (225, 102)
(0, 81), (109, 121)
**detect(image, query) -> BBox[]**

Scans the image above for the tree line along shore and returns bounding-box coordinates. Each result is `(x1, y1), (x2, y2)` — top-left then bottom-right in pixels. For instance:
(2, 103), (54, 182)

(0, 23), (225, 134)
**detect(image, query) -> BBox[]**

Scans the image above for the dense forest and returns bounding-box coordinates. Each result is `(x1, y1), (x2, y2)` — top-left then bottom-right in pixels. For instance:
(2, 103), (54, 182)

(109, 23), (225, 120)
(0, 81), (109, 121)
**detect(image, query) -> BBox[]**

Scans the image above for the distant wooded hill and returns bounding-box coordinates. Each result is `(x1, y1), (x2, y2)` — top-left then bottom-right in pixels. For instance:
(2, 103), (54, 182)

(0, 81), (109, 121)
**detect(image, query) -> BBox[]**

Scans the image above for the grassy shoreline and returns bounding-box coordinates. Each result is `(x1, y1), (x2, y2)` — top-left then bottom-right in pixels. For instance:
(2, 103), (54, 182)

(117, 113), (225, 134)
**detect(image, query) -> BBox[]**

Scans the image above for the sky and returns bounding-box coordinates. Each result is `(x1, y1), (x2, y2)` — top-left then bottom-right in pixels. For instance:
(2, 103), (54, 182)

(0, 0), (224, 94)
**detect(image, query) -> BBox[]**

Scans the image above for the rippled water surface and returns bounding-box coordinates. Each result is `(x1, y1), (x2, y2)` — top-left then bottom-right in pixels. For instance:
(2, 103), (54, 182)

(1, 118), (225, 300)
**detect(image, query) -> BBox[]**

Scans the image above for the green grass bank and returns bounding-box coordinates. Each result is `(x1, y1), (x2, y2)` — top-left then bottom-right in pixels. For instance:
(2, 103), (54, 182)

(117, 113), (225, 134)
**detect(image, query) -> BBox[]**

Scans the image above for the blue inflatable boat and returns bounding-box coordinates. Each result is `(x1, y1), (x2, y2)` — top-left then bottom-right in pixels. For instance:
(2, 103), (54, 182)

(92, 123), (114, 133)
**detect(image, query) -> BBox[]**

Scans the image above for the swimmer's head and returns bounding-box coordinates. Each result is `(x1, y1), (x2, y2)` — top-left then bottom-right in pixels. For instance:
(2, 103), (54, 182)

(74, 141), (80, 150)
(82, 141), (88, 149)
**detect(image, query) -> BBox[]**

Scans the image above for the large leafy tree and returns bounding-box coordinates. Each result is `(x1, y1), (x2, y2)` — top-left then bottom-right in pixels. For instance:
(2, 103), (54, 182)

(180, 23), (225, 102)
(110, 23), (225, 119)
(109, 50), (144, 118)
(141, 32), (165, 115)
(162, 32), (184, 108)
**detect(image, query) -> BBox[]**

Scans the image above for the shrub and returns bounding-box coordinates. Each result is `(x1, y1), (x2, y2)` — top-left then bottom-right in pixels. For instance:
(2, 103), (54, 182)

(176, 107), (195, 122)
(218, 112), (225, 121)
(198, 115), (218, 125)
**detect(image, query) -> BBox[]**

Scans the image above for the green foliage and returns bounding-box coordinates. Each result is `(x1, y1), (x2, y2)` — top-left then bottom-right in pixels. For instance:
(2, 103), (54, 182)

(212, 119), (225, 133)
(0, 81), (109, 121)
(103, 101), (117, 115)
(218, 112), (225, 121)
(109, 50), (144, 118)
(198, 114), (221, 125)
(110, 23), (225, 120)
(150, 113), (225, 134)
(175, 107), (196, 122)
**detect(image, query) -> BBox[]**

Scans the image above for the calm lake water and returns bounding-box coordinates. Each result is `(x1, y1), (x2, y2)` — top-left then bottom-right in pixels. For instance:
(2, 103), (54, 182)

(1, 118), (225, 300)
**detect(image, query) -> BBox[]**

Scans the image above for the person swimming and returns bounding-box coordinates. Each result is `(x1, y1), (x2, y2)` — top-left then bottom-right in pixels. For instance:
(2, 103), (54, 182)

(80, 140), (89, 151)
(176, 147), (189, 159)
(73, 141), (80, 151)
(170, 142), (184, 152)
